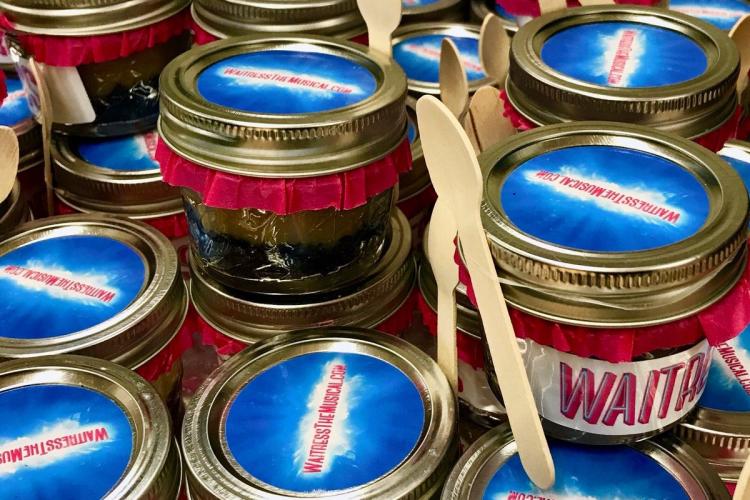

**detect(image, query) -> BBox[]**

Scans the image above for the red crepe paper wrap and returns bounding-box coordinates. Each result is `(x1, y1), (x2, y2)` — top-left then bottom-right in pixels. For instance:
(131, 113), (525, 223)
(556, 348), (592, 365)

(397, 184), (437, 220)
(350, 33), (369, 46)
(195, 293), (417, 359)
(417, 291), (485, 369)
(54, 199), (189, 240)
(191, 17), (219, 46)
(500, 90), (740, 153)
(726, 483), (736, 495)
(157, 138), (413, 214)
(0, 70), (6, 105)
(496, 0), (659, 17)
(1, 9), (191, 67)
(456, 248), (750, 363)
(135, 314), (194, 382)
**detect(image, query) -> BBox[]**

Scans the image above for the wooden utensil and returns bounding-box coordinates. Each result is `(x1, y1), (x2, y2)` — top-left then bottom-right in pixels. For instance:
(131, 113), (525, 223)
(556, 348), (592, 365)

(466, 86), (513, 153)
(0, 127), (18, 204)
(29, 59), (54, 216)
(735, 455), (750, 499)
(730, 15), (750, 97)
(417, 95), (555, 489)
(357, 0), (401, 57)
(439, 38), (469, 121)
(479, 14), (511, 85)
(538, 0), (568, 14)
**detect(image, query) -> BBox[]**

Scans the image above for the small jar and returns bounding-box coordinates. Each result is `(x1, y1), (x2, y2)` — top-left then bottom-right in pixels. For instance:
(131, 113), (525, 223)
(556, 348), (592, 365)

(182, 328), (457, 499)
(675, 323), (750, 489)
(443, 424), (729, 499)
(51, 131), (189, 274)
(401, 0), (467, 24)
(158, 36), (410, 295)
(669, 0), (750, 31)
(0, 355), (182, 498)
(1, 0), (192, 137)
(496, 0), (663, 18)
(1, 72), (44, 216)
(398, 100), (436, 247)
(191, 0), (367, 45)
(470, 0), (527, 32)
(719, 141), (750, 230)
(467, 122), (750, 443)
(0, 214), (190, 411)
(393, 23), (494, 98)
(503, 5), (741, 151)
(417, 257), (506, 428)
(191, 210), (417, 359)
(0, 180), (30, 237)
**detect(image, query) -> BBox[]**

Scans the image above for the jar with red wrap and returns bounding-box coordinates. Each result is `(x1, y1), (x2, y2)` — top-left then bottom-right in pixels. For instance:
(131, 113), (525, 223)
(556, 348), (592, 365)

(0, 214), (191, 415)
(500, 5), (742, 152)
(157, 36), (411, 295)
(190, 210), (417, 363)
(0, 0), (192, 137)
(461, 122), (750, 445)
(190, 0), (368, 46)
(50, 131), (189, 275)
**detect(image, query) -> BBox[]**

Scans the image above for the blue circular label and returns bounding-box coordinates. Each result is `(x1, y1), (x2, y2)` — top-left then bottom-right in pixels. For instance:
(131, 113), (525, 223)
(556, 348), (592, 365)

(224, 352), (425, 493)
(671, 0), (750, 31)
(393, 34), (486, 84)
(196, 50), (378, 114)
(700, 325), (750, 412)
(500, 145), (710, 252)
(0, 76), (32, 127)
(75, 131), (160, 172)
(483, 441), (688, 499)
(402, 0), (440, 6)
(494, 3), (518, 22)
(0, 236), (147, 339)
(541, 22), (708, 88)
(407, 118), (418, 144)
(0, 385), (133, 499)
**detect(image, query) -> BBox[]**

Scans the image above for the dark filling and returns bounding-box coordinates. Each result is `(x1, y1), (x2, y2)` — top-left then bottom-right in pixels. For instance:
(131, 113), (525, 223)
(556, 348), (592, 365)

(184, 192), (392, 291)
(57, 34), (191, 137)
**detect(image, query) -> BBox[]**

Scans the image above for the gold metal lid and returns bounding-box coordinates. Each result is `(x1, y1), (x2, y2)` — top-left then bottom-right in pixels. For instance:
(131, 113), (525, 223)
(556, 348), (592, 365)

(402, 0), (465, 23)
(0, 214), (188, 369)
(183, 328), (457, 499)
(191, 0), (366, 39)
(51, 132), (182, 215)
(470, 0), (522, 32)
(442, 425), (729, 499)
(507, 5), (740, 138)
(190, 210), (415, 344)
(0, 0), (190, 36)
(158, 35), (408, 178)
(393, 23), (495, 96)
(0, 355), (181, 499)
(479, 122), (748, 327)
(0, 180), (27, 236)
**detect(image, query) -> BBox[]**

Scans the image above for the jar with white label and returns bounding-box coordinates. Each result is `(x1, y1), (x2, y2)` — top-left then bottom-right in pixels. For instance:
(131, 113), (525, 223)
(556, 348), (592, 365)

(675, 322), (750, 493)
(182, 328), (457, 499)
(51, 131), (189, 274)
(443, 424), (729, 500)
(0, 71), (43, 215)
(190, 210), (417, 359)
(158, 36), (410, 295)
(502, 5), (741, 151)
(0, 355), (182, 499)
(1, 0), (192, 137)
(417, 258), (506, 428)
(465, 122), (750, 444)
(669, 0), (750, 31)
(402, 0), (467, 24)
(393, 23), (494, 98)
(191, 0), (367, 45)
(0, 214), (190, 412)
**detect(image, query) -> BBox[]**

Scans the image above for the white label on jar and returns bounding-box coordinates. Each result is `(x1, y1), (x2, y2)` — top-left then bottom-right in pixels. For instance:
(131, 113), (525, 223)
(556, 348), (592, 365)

(521, 338), (712, 436)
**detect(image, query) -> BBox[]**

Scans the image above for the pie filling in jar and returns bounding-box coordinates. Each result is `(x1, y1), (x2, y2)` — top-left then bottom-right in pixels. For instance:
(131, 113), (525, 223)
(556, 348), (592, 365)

(190, 0), (367, 44)
(460, 122), (750, 444)
(0, 214), (191, 412)
(442, 424), (729, 500)
(0, 356), (182, 499)
(182, 328), (457, 499)
(190, 210), (416, 360)
(501, 5), (741, 151)
(51, 130), (189, 272)
(157, 35), (410, 295)
(1, 0), (192, 137)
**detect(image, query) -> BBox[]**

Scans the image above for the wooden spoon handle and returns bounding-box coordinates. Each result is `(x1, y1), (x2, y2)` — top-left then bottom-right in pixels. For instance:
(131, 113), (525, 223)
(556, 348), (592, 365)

(539, 0), (568, 14)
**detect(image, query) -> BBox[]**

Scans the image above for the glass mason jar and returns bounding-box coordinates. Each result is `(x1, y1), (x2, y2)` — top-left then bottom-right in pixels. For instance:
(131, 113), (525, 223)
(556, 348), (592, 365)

(0, 0), (192, 137)
(158, 35), (410, 295)
(0, 180), (30, 237)
(0, 214), (190, 414)
(501, 5), (741, 151)
(401, 0), (466, 24)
